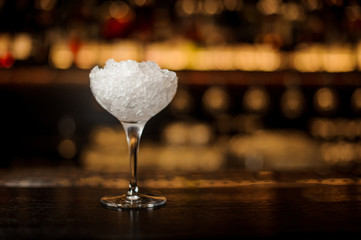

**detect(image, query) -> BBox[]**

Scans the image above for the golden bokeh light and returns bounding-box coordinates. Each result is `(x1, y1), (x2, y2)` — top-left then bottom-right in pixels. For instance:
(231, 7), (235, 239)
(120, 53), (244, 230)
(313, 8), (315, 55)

(0, 33), (11, 55)
(310, 118), (337, 140)
(145, 42), (190, 70)
(313, 87), (338, 114)
(234, 44), (281, 71)
(320, 141), (356, 165)
(257, 0), (281, 15)
(58, 139), (77, 159)
(97, 41), (141, 66)
(134, 0), (148, 6)
(292, 45), (323, 72)
(170, 88), (193, 115)
(49, 41), (73, 69)
(280, 88), (305, 119)
(178, 0), (197, 15)
(33, 39), (361, 71)
(302, 0), (323, 11)
(223, 0), (242, 11)
(243, 87), (270, 114)
(90, 126), (125, 149)
(202, 86), (230, 114)
(13, 33), (32, 60)
(203, 0), (222, 15)
(75, 42), (98, 69)
(189, 123), (213, 146)
(293, 44), (357, 72)
(109, 1), (130, 19)
(162, 121), (213, 147)
(281, 2), (304, 21)
(310, 118), (361, 140)
(322, 46), (356, 72)
(229, 130), (317, 171)
(162, 122), (188, 146)
(110, 41), (141, 62)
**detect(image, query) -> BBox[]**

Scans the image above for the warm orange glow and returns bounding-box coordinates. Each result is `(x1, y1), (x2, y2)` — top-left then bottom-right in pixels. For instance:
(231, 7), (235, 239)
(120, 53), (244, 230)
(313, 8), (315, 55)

(234, 44), (281, 71)
(310, 118), (337, 139)
(223, 0), (241, 11)
(112, 41), (140, 62)
(75, 42), (98, 69)
(357, 41), (361, 70)
(229, 130), (317, 171)
(49, 41), (73, 69)
(145, 42), (190, 70)
(344, 120), (358, 140)
(203, 0), (221, 15)
(293, 44), (357, 72)
(163, 122), (188, 146)
(303, 0), (322, 11)
(212, 47), (234, 70)
(134, 0), (148, 6)
(13, 33), (32, 60)
(58, 139), (77, 159)
(313, 87), (338, 113)
(98, 41), (141, 66)
(109, 1), (130, 19)
(243, 87), (270, 113)
(320, 141), (356, 165)
(179, 0), (197, 15)
(257, 45), (282, 71)
(39, 38), (361, 71)
(292, 45), (323, 72)
(202, 86), (230, 113)
(322, 46), (356, 72)
(280, 88), (305, 119)
(281, 2), (304, 21)
(190, 123), (213, 145)
(0, 33), (11, 56)
(162, 121), (213, 146)
(310, 118), (361, 140)
(170, 88), (193, 114)
(190, 48), (213, 70)
(234, 45), (258, 71)
(257, 0), (281, 15)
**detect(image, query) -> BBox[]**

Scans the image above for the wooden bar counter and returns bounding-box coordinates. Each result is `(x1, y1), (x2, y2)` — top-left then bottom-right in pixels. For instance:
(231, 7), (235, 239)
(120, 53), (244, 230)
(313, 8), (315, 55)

(0, 168), (361, 239)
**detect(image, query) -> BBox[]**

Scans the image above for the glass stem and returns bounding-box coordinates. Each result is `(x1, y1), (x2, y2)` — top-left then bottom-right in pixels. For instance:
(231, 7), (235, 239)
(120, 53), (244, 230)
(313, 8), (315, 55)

(121, 121), (146, 198)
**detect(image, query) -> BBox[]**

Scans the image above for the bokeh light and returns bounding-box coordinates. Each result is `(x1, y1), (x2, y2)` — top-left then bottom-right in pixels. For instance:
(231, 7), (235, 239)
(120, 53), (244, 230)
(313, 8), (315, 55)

(313, 87), (338, 114)
(243, 87), (270, 114)
(202, 86), (230, 114)
(280, 88), (305, 119)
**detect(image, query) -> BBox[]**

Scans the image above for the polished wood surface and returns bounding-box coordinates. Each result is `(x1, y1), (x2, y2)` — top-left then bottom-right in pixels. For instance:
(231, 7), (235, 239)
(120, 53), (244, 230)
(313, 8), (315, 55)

(0, 178), (361, 239)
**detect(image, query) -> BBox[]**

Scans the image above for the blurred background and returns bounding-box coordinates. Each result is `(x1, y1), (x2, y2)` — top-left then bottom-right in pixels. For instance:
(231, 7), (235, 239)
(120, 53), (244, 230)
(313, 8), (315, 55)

(0, 0), (361, 177)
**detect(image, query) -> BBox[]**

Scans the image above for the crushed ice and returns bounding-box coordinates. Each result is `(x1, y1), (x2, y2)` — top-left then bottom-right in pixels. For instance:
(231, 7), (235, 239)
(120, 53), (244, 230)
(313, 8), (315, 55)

(89, 59), (178, 122)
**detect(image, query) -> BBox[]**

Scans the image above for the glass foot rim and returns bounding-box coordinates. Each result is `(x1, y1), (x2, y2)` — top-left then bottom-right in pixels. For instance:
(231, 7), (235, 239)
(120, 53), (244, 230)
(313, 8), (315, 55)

(100, 193), (166, 209)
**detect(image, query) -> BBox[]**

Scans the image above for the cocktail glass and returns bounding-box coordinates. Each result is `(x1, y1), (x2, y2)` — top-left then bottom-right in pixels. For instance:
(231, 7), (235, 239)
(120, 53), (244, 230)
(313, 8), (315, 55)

(89, 59), (177, 209)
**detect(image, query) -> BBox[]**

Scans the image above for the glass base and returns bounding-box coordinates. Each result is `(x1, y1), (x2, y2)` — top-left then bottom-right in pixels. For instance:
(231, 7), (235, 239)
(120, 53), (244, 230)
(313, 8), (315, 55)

(100, 193), (166, 209)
